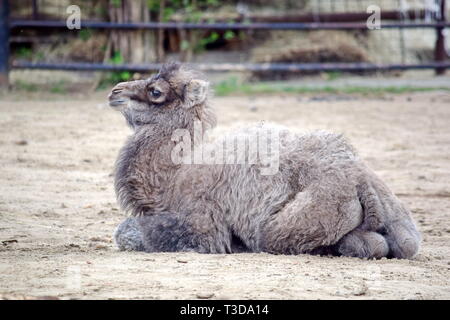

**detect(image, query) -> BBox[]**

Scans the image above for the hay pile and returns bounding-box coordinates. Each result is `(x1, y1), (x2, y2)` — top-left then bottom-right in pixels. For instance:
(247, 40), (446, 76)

(250, 30), (370, 79)
(33, 33), (109, 64)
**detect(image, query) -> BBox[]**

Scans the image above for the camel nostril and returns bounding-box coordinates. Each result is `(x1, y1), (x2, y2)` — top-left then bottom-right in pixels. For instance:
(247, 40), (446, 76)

(112, 89), (123, 94)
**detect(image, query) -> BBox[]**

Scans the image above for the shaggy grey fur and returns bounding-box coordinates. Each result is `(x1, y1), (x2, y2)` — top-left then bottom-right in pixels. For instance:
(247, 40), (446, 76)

(114, 217), (144, 251)
(108, 62), (421, 259)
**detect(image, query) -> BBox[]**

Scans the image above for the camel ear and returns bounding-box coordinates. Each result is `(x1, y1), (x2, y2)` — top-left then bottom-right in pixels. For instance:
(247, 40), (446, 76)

(183, 79), (209, 109)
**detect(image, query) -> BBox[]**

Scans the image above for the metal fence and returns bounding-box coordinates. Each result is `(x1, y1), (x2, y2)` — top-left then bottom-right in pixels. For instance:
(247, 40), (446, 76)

(1, 0), (449, 87)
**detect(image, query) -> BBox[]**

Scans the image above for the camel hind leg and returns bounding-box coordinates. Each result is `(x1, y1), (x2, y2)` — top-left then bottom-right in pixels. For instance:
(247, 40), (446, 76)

(357, 171), (421, 259)
(259, 186), (364, 255)
(335, 220), (420, 259)
(383, 219), (420, 259)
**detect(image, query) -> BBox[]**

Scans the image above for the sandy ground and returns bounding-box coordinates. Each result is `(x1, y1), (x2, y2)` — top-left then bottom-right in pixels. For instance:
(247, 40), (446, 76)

(1, 90), (450, 300)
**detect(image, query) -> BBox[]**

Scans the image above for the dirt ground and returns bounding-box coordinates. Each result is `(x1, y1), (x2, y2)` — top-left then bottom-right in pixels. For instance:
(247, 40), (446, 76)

(1, 90), (450, 300)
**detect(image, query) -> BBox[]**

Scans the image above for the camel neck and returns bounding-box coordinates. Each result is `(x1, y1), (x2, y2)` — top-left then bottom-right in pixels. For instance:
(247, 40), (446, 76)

(114, 125), (179, 215)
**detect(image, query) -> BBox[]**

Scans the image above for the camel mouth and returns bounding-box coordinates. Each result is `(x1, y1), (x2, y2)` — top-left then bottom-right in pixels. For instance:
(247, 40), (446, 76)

(109, 99), (127, 108)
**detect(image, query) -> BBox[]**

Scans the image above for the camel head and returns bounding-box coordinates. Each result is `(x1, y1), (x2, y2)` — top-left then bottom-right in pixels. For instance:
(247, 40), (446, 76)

(108, 62), (216, 133)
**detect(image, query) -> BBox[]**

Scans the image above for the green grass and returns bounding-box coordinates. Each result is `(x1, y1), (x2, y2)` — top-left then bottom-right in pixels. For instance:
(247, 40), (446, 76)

(213, 77), (450, 97)
(50, 83), (67, 94)
(14, 80), (38, 92)
(13, 80), (68, 94)
(10, 76), (450, 97)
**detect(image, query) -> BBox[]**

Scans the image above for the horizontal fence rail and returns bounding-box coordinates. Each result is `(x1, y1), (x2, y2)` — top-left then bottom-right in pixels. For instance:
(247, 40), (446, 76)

(9, 20), (450, 30)
(12, 61), (450, 72)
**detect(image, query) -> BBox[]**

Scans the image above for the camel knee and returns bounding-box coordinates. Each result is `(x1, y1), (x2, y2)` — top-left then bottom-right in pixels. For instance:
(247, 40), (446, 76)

(114, 217), (145, 251)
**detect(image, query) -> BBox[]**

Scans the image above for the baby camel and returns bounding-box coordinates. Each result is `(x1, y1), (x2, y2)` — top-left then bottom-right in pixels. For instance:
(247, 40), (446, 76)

(108, 62), (420, 259)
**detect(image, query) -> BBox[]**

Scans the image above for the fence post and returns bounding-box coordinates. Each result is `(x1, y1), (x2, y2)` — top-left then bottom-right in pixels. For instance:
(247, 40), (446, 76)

(435, 0), (447, 75)
(0, 0), (10, 88)
(32, 0), (39, 20)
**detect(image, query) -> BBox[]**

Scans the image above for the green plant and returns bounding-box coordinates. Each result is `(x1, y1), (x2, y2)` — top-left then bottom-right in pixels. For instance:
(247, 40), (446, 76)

(97, 51), (132, 89)
(224, 30), (235, 40)
(14, 80), (38, 92)
(197, 32), (219, 49)
(325, 71), (341, 81)
(35, 51), (45, 61)
(147, 0), (160, 12)
(146, 1), (238, 56)
(50, 83), (67, 94)
(111, 0), (121, 8)
(110, 52), (132, 81)
(16, 47), (33, 60)
(110, 51), (124, 64)
(78, 28), (93, 41)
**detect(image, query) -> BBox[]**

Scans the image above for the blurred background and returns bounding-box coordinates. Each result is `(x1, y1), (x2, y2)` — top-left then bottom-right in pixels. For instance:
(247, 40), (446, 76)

(1, 0), (449, 95)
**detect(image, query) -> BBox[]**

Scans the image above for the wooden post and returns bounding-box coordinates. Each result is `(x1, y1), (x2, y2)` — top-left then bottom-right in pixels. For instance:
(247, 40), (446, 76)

(0, 0), (10, 88)
(435, 0), (447, 75)
(157, 0), (166, 62)
(109, 0), (155, 64)
(32, 0), (39, 20)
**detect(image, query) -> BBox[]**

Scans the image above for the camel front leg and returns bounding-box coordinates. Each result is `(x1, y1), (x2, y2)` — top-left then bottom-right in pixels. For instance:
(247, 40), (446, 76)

(334, 229), (389, 259)
(114, 217), (145, 251)
(115, 211), (232, 254)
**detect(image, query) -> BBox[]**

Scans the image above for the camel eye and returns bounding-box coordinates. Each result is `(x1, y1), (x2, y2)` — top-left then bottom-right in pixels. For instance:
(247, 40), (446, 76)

(151, 88), (161, 98)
